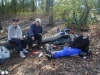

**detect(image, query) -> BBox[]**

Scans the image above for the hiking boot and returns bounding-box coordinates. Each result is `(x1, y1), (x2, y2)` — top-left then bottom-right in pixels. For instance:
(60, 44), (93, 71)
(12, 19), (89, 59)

(23, 49), (29, 53)
(20, 51), (25, 58)
(37, 46), (43, 49)
(45, 44), (51, 54)
(26, 47), (33, 52)
(45, 54), (54, 59)
(45, 48), (51, 54)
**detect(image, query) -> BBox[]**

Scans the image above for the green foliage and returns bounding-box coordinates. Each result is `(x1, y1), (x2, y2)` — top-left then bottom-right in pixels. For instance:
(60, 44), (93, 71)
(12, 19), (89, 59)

(0, 0), (36, 18)
(53, 0), (99, 30)
(0, 0), (99, 27)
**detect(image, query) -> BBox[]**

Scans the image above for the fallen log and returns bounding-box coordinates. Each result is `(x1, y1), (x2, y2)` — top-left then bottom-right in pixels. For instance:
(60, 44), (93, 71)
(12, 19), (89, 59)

(0, 33), (63, 46)
(0, 41), (10, 46)
(0, 33), (74, 47)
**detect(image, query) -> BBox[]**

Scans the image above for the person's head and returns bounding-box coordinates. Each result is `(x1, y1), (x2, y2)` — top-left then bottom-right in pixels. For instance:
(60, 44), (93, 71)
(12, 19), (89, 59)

(35, 18), (41, 26)
(12, 18), (19, 27)
(81, 28), (88, 37)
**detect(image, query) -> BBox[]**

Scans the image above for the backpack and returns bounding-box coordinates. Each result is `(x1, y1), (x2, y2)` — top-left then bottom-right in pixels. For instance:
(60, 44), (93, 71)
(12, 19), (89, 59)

(0, 46), (10, 59)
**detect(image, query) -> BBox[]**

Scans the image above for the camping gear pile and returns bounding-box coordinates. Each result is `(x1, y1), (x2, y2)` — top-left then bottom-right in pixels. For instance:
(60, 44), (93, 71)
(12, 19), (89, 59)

(44, 28), (72, 54)
(42, 28), (72, 44)
(0, 46), (10, 65)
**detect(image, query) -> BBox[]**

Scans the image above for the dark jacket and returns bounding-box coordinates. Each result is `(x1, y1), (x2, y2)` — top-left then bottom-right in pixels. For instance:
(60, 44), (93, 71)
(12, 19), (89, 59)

(69, 35), (90, 51)
(0, 26), (2, 30)
(27, 23), (42, 37)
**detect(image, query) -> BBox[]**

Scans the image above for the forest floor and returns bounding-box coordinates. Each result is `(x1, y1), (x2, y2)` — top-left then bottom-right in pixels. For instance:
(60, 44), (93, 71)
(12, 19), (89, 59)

(0, 18), (100, 75)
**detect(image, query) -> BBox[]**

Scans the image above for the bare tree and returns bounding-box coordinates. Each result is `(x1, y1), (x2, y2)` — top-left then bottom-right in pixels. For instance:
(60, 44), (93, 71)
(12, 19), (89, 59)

(1, 0), (4, 15)
(46, 0), (50, 14)
(31, 0), (36, 12)
(49, 0), (54, 26)
(79, 0), (90, 25)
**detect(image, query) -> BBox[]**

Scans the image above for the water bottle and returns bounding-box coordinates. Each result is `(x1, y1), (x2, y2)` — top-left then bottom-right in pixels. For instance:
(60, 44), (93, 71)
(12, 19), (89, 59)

(38, 53), (43, 58)
(57, 28), (60, 33)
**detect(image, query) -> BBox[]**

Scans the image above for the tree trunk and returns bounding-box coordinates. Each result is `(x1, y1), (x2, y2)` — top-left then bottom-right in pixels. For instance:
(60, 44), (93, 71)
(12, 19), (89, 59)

(11, 0), (17, 15)
(49, 0), (54, 26)
(22, 0), (25, 12)
(46, 0), (50, 14)
(1, 0), (4, 15)
(79, 0), (90, 26)
(32, 0), (35, 12)
(73, 11), (77, 25)
(14, 0), (17, 15)
(40, 0), (45, 12)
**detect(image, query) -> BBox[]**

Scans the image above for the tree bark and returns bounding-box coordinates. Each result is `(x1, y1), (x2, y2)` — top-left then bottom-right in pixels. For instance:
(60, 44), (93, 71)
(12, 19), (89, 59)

(1, 0), (4, 15)
(79, 0), (90, 26)
(49, 0), (54, 26)
(32, 0), (35, 12)
(46, 0), (50, 14)
(22, 0), (25, 12)
(14, 0), (17, 15)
